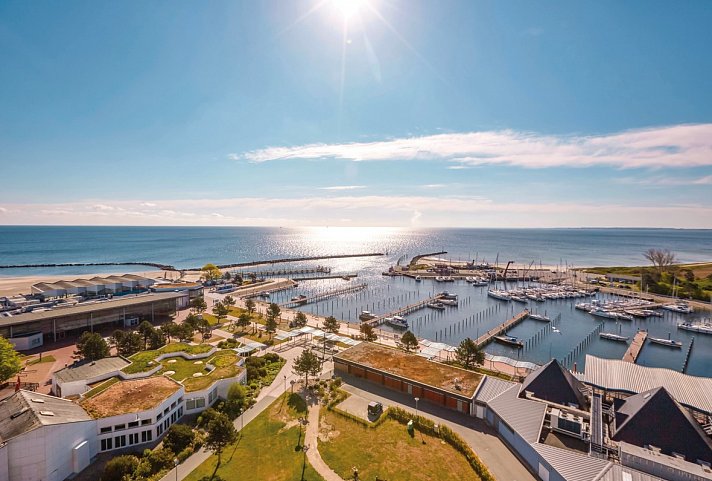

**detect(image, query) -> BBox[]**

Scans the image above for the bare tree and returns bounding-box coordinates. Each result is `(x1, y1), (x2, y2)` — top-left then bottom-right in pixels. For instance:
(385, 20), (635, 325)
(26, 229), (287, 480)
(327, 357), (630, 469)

(643, 248), (677, 274)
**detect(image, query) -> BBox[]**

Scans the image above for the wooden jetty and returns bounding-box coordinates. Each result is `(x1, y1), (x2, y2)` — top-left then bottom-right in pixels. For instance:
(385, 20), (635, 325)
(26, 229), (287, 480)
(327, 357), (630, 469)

(682, 337), (695, 373)
(364, 294), (446, 327)
(279, 283), (367, 308)
(293, 273), (358, 281)
(474, 310), (530, 348)
(622, 330), (648, 363)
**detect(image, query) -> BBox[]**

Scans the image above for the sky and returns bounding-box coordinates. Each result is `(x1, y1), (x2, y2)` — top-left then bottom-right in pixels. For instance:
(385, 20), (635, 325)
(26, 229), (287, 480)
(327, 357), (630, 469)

(1, 0), (711, 228)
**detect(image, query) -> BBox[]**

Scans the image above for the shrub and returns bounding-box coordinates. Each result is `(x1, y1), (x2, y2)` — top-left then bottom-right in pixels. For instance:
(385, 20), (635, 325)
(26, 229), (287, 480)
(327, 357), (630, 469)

(245, 356), (265, 368)
(263, 352), (280, 363)
(101, 455), (139, 481)
(163, 424), (195, 454)
(246, 366), (260, 381)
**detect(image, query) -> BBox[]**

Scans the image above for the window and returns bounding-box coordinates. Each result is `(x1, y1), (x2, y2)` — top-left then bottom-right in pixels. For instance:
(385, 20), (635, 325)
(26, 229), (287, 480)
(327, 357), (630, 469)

(163, 407), (170, 415)
(100, 426), (112, 434)
(157, 425), (163, 437)
(157, 413), (163, 421)
(114, 424), (125, 431)
(115, 435), (126, 448)
(141, 430), (153, 443)
(171, 401), (177, 409)
(129, 433), (139, 445)
(141, 419), (151, 426)
(186, 399), (196, 410)
(128, 421), (139, 428)
(101, 438), (113, 451)
(178, 407), (183, 418)
(196, 398), (205, 409)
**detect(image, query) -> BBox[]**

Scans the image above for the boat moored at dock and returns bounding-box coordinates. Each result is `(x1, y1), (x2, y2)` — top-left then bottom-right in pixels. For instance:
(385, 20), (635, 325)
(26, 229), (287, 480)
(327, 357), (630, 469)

(385, 315), (409, 329)
(599, 332), (629, 342)
(359, 310), (377, 322)
(648, 335), (683, 348)
(677, 320), (712, 335)
(493, 334), (524, 348)
(528, 313), (550, 322)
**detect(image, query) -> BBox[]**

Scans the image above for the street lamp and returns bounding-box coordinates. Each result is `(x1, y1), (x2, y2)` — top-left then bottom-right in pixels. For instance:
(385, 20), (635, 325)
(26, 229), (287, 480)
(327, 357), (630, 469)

(414, 397), (419, 419)
(173, 457), (179, 481)
(284, 375), (287, 393)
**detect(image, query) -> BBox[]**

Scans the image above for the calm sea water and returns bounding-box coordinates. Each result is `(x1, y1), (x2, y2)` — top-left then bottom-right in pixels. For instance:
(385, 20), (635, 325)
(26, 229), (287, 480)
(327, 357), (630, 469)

(1, 226), (710, 376)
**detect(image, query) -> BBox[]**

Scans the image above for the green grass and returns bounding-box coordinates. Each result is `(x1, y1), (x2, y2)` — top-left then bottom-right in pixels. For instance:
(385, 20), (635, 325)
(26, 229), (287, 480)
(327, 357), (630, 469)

(181, 351), (244, 392)
(319, 410), (481, 481)
(83, 377), (120, 398)
(26, 354), (56, 365)
(121, 342), (214, 374)
(184, 393), (326, 481)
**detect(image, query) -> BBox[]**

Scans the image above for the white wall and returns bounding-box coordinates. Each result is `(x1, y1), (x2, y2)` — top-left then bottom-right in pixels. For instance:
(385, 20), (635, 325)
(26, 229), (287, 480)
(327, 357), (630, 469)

(44, 422), (96, 481)
(0, 444), (9, 481)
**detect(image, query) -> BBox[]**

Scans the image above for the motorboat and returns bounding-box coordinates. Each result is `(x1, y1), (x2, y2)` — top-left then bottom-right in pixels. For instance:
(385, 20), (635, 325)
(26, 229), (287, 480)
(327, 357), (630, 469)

(440, 298), (458, 307)
(599, 332), (629, 342)
(359, 310), (377, 322)
(648, 336), (682, 348)
(677, 320), (712, 335)
(526, 293), (545, 302)
(510, 295), (528, 303)
(494, 335), (524, 348)
(662, 303), (694, 314)
(426, 301), (446, 310)
(615, 313), (635, 322)
(386, 316), (408, 329)
(471, 278), (489, 286)
(290, 294), (307, 303)
(588, 308), (618, 319)
(414, 276), (422, 282)
(487, 290), (511, 301)
(528, 313), (550, 322)
(438, 291), (458, 300)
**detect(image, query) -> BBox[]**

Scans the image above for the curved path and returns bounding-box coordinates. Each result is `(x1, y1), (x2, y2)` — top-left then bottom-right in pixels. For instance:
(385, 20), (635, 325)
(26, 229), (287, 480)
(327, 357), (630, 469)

(304, 398), (345, 481)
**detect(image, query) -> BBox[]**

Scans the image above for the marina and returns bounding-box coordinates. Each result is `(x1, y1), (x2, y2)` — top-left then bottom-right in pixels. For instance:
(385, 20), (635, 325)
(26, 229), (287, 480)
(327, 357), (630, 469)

(622, 330), (648, 363)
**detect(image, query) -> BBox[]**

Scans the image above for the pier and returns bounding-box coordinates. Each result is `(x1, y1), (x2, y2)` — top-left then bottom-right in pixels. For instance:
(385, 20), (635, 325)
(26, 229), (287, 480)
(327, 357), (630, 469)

(365, 294), (446, 327)
(293, 273), (358, 281)
(622, 330), (648, 363)
(279, 283), (367, 308)
(682, 337), (695, 373)
(474, 309), (530, 348)
(240, 266), (331, 277)
(200, 253), (384, 271)
(409, 251), (447, 267)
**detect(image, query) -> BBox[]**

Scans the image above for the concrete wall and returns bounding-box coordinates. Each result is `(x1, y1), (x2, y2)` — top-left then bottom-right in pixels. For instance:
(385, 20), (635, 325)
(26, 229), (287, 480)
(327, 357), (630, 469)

(0, 444), (8, 481)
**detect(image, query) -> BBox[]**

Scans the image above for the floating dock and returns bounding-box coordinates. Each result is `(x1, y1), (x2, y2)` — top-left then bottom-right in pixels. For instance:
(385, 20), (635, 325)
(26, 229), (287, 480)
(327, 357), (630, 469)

(364, 294), (446, 327)
(622, 330), (648, 363)
(474, 310), (530, 348)
(279, 283), (367, 308)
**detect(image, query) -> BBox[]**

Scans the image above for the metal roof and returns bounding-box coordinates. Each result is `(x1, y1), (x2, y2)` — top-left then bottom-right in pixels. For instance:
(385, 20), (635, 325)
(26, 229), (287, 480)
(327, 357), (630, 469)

(599, 465), (667, 481)
(0, 390), (91, 442)
(0, 291), (184, 328)
(487, 385), (546, 443)
(617, 443), (712, 480)
(584, 355), (712, 414)
(474, 376), (518, 403)
(54, 357), (130, 384)
(532, 443), (611, 481)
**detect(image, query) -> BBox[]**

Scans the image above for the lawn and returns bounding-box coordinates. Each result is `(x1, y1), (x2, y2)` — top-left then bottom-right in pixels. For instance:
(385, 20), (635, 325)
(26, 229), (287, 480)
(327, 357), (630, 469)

(181, 351), (244, 392)
(26, 354), (56, 366)
(319, 410), (481, 481)
(121, 342), (214, 374)
(183, 393), (326, 481)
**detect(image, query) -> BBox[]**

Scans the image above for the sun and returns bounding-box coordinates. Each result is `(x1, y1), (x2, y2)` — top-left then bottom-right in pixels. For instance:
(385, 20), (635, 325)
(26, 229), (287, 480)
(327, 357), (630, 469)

(332, 0), (366, 20)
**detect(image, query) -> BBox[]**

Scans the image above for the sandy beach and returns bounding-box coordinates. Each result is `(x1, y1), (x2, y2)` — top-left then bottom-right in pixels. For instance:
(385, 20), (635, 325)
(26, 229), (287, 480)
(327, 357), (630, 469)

(0, 270), (180, 297)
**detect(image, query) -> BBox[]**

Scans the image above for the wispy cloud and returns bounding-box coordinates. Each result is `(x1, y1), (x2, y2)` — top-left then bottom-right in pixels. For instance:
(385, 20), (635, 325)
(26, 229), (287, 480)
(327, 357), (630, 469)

(420, 184), (447, 189)
(319, 185), (367, 191)
(236, 124), (712, 169)
(617, 174), (712, 186)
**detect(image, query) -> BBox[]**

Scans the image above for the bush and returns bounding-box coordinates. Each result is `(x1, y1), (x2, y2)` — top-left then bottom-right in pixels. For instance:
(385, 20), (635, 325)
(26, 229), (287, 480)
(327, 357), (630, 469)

(176, 446), (193, 463)
(163, 423), (195, 455)
(257, 367), (267, 378)
(101, 455), (139, 481)
(245, 356), (265, 368)
(246, 366), (260, 382)
(263, 352), (280, 363)
(145, 447), (175, 473)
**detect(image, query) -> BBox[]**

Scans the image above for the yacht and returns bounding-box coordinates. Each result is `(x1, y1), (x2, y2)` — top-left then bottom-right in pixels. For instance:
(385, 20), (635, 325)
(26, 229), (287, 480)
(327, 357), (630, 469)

(438, 291), (458, 300)
(649, 336), (682, 348)
(440, 298), (458, 307)
(615, 313), (635, 322)
(414, 276), (422, 282)
(487, 290), (512, 301)
(494, 335), (524, 348)
(471, 278), (489, 286)
(599, 332), (629, 342)
(386, 315), (408, 329)
(510, 295), (528, 303)
(588, 308), (618, 319)
(426, 301), (446, 310)
(359, 310), (377, 322)
(662, 302), (694, 314)
(528, 313), (550, 322)
(290, 294), (307, 303)
(677, 320), (712, 335)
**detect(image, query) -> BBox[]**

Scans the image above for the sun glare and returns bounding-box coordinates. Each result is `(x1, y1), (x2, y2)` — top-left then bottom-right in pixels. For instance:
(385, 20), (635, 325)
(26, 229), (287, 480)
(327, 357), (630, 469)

(332, 0), (365, 20)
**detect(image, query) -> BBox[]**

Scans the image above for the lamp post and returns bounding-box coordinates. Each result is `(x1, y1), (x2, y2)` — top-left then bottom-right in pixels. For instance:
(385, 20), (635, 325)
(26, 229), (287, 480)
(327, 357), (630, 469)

(414, 397), (419, 419)
(173, 457), (179, 481)
(284, 375), (287, 394)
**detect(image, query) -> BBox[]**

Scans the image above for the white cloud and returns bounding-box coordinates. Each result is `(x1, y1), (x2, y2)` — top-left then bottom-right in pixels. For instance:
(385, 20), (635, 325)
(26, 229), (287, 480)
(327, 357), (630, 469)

(237, 124), (712, 169)
(617, 174), (712, 186)
(0, 207), (7, 213)
(140, 202), (157, 207)
(319, 185), (367, 191)
(420, 184), (446, 189)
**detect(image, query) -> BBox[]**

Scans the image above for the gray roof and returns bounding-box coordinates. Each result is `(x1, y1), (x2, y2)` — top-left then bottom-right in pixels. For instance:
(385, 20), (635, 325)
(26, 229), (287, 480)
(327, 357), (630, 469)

(474, 376), (517, 403)
(617, 443), (712, 480)
(0, 291), (183, 328)
(487, 385), (547, 443)
(584, 355), (712, 414)
(532, 443), (611, 481)
(54, 357), (129, 384)
(599, 465), (667, 481)
(0, 390), (91, 442)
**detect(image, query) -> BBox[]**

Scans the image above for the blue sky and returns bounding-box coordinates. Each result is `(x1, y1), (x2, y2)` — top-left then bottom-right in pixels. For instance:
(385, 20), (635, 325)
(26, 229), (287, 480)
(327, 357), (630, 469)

(1, 0), (711, 227)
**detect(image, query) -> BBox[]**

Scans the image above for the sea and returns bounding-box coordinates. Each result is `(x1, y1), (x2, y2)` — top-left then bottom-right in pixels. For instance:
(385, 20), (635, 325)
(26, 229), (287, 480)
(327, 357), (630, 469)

(1, 226), (711, 376)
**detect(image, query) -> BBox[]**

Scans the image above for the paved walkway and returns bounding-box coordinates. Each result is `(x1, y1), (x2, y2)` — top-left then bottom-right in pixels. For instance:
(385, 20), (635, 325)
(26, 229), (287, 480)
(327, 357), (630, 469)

(304, 398), (345, 481)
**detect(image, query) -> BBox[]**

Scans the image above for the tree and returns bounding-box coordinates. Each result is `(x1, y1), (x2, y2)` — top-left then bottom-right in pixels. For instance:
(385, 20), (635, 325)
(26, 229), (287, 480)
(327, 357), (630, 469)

(400, 331), (419, 352)
(213, 301), (229, 326)
(75, 331), (109, 361)
(223, 295), (236, 310)
(160, 321), (179, 343)
(176, 323), (194, 342)
(293, 311), (308, 328)
(221, 382), (247, 419)
(163, 424), (195, 455)
(111, 330), (142, 357)
(201, 263), (222, 284)
(137, 321), (155, 350)
(245, 298), (256, 315)
(205, 412), (238, 466)
(455, 337), (485, 369)
(322, 315), (340, 334)
(643, 248), (677, 275)
(359, 323), (377, 342)
(223, 271), (232, 281)
(232, 273), (243, 285)
(236, 312), (251, 333)
(148, 329), (165, 350)
(184, 313), (201, 333)
(292, 349), (321, 387)
(191, 296), (207, 315)
(0, 337), (22, 383)
(265, 303), (281, 338)
(100, 454), (139, 481)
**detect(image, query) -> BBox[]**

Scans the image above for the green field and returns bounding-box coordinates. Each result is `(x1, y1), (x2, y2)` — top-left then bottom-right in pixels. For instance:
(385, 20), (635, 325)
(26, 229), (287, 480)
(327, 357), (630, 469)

(121, 342), (214, 374)
(183, 393), (326, 481)
(318, 410), (481, 481)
